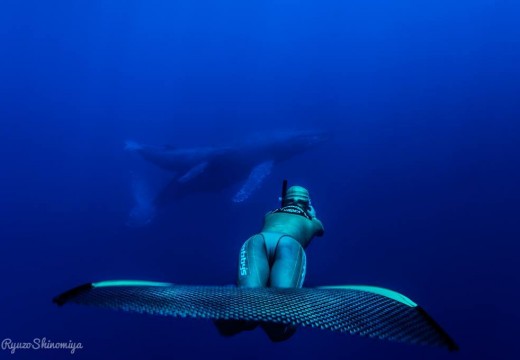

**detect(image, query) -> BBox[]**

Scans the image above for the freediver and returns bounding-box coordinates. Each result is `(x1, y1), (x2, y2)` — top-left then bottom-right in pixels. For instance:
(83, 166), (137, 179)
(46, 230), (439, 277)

(53, 181), (458, 350)
(215, 183), (325, 342)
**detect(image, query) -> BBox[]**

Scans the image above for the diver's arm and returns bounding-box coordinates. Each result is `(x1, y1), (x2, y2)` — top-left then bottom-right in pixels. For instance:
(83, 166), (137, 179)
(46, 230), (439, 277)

(313, 218), (325, 237)
(307, 205), (324, 236)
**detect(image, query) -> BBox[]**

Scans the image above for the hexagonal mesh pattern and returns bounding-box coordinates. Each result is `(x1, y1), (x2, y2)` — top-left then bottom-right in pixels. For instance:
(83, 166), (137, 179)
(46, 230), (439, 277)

(54, 283), (457, 351)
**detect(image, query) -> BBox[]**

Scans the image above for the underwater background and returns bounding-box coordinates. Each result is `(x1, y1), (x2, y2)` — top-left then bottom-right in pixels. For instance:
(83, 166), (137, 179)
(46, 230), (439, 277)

(1, 0), (519, 359)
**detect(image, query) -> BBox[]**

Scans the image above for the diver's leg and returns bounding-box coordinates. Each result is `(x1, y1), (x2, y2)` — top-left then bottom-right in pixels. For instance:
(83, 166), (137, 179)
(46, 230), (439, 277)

(237, 234), (270, 287)
(270, 236), (306, 288)
(262, 236), (306, 342)
(215, 234), (269, 337)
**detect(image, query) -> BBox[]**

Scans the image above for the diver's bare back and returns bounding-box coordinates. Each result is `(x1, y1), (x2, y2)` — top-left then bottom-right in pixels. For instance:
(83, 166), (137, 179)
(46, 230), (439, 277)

(262, 212), (324, 248)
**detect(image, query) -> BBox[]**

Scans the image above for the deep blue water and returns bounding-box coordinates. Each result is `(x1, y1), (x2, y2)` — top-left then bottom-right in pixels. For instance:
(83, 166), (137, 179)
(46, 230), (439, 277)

(1, 0), (519, 359)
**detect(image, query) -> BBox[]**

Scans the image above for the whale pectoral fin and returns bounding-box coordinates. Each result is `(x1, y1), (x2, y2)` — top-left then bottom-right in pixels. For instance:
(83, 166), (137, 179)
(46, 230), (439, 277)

(178, 162), (209, 184)
(232, 160), (273, 203)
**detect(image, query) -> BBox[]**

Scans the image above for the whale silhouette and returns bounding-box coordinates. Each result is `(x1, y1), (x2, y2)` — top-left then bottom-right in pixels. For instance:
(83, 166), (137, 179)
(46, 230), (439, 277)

(125, 130), (329, 225)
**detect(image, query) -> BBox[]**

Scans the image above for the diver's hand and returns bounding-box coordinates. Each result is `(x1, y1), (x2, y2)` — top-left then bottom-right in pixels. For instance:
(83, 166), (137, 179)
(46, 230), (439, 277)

(308, 205), (316, 218)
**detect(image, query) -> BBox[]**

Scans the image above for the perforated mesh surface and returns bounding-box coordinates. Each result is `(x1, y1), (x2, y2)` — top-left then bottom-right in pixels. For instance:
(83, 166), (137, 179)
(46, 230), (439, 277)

(54, 283), (457, 351)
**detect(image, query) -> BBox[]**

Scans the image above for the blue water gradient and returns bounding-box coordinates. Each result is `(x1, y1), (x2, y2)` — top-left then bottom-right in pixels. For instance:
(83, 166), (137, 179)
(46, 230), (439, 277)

(1, 1), (519, 359)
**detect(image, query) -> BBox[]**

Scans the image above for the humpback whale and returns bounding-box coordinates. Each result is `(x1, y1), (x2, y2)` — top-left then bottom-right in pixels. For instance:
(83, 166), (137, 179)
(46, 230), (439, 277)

(125, 130), (328, 224)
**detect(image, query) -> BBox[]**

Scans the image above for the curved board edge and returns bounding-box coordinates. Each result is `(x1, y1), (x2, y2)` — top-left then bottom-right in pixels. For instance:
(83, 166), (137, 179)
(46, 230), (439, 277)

(53, 283), (93, 306)
(93, 280), (173, 288)
(318, 285), (418, 307)
(52, 280), (458, 351)
(416, 306), (459, 352)
(53, 280), (173, 306)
